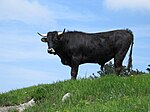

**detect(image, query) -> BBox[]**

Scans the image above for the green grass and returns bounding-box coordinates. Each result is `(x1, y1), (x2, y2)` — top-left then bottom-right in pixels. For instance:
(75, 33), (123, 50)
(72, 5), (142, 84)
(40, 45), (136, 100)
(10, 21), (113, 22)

(0, 75), (150, 112)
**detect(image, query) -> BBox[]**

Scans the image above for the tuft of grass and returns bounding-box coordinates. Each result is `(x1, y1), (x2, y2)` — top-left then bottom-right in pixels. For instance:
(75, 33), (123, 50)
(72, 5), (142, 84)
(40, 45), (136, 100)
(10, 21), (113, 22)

(0, 74), (150, 112)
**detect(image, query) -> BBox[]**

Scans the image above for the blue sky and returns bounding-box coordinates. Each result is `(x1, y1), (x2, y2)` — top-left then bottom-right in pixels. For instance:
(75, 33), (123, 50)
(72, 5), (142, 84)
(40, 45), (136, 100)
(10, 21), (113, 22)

(0, 0), (150, 93)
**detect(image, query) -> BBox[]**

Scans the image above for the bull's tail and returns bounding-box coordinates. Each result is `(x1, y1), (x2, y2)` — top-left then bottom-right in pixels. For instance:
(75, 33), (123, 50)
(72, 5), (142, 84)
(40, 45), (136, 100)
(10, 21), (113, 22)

(127, 30), (134, 73)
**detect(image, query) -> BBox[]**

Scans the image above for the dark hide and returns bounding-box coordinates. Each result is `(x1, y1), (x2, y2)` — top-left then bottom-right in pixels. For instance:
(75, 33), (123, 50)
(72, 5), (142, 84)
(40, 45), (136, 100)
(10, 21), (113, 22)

(40, 29), (134, 79)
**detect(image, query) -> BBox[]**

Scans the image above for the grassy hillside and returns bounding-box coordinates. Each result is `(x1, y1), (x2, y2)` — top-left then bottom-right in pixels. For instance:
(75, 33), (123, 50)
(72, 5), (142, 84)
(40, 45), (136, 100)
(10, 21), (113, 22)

(0, 75), (150, 112)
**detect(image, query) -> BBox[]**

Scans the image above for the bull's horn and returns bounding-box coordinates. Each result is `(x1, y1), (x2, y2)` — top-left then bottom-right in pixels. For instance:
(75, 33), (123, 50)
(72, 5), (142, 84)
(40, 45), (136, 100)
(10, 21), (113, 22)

(63, 28), (66, 33)
(58, 29), (65, 35)
(37, 32), (47, 37)
(58, 32), (63, 35)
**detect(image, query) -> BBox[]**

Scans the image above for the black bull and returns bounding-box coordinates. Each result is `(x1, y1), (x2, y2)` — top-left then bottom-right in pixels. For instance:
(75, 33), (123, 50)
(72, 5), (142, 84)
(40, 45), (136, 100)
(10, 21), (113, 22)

(38, 29), (134, 79)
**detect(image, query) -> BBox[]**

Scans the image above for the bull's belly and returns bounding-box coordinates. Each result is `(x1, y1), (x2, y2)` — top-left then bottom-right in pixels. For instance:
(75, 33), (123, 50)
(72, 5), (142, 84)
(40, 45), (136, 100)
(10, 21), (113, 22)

(81, 55), (114, 65)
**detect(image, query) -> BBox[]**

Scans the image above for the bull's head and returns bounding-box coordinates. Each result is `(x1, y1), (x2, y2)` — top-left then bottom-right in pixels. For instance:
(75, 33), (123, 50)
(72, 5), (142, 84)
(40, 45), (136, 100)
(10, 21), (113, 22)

(37, 29), (65, 54)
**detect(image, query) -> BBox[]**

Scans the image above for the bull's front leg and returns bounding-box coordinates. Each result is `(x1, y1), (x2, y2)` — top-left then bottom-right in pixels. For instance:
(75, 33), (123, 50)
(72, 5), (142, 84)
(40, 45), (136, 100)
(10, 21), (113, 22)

(71, 65), (79, 80)
(70, 55), (81, 80)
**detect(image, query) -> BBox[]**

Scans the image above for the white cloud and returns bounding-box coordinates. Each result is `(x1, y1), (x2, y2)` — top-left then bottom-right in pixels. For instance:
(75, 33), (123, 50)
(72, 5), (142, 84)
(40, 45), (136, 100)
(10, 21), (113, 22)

(0, 0), (98, 26)
(104, 0), (150, 11)
(0, 0), (56, 25)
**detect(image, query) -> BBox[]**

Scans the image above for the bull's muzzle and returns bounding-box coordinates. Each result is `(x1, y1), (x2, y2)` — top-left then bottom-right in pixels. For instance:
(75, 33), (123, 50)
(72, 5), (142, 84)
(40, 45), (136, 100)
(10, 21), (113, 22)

(47, 48), (56, 54)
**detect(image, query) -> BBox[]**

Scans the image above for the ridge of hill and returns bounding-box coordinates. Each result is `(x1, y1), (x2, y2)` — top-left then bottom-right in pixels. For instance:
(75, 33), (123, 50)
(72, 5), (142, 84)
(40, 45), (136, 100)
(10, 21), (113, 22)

(0, 75), (150, 112)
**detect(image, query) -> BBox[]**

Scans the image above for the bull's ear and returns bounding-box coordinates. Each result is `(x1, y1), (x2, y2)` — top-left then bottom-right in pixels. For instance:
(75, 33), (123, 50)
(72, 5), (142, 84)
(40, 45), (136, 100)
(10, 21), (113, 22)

(41, 38), (47, 43)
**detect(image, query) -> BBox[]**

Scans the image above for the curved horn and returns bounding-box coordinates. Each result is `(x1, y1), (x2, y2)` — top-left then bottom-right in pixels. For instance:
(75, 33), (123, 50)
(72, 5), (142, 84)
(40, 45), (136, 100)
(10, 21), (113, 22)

(37, 32), (47, 37)
(58, 32), (63, 35)
(58, 28), (66, 36)
(63, 28), (66, 33)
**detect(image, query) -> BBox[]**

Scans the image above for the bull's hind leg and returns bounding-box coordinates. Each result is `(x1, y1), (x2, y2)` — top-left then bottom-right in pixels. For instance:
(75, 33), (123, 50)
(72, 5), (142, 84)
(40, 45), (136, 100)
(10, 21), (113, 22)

(114, 51), (128, 75)
(114, 42), (130, 76)
(114, 59), (122, 76)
